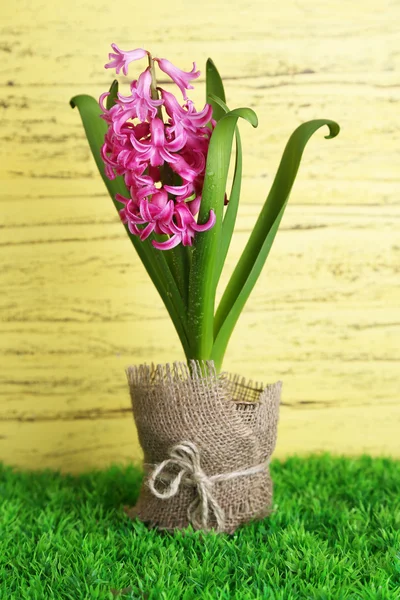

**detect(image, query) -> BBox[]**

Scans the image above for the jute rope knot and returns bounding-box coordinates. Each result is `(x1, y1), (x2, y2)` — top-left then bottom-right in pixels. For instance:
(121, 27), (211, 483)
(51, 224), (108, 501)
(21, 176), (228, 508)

(147, 441), (268, 532)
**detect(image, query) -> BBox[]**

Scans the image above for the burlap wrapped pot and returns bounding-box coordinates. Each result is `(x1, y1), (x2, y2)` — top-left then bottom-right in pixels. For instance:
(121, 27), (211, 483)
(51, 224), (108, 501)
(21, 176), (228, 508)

(124, 359), (281, 534)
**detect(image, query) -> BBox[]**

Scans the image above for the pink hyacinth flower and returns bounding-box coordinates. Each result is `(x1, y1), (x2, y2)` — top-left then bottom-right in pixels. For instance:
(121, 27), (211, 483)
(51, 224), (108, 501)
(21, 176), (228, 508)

(113, 69), (164, 128)
(105, 44), (147, 76)
(100, 45), (216, 250)
(170, 150), (206, 183)
(116, 190), (175, 242)
(130, 117), (186, 167)
(131, 171), (160, 200)
(161, 89), (213, 132)
(154, 57), (200, 100)
(152, 203), (216, 250)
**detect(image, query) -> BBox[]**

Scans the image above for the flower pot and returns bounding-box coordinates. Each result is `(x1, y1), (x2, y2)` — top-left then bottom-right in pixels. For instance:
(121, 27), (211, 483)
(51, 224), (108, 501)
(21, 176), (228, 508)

(124, 360), (281, 534)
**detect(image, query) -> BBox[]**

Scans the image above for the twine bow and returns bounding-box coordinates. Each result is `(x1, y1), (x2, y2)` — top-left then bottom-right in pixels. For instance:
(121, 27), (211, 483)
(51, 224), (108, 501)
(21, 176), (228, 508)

(147, 441), (268, 532)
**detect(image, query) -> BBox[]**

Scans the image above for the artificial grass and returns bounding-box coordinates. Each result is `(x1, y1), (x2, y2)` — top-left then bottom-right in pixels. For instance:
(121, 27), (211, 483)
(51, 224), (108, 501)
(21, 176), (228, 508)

(1, 454), (399, 600)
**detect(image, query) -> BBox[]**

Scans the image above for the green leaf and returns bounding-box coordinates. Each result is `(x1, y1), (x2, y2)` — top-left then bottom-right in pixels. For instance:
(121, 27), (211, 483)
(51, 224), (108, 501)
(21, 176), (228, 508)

(206, 58), (226, 122)
(69, 94), (191, 357)
(210, 95), (244, 292)
(211, 119), (340, 372)
(187, 106), (258, 362)
(106, 80), (119, 110)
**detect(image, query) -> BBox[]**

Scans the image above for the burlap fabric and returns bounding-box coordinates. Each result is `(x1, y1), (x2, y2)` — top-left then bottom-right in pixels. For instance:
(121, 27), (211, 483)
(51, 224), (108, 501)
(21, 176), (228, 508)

(124, 359), (281, 534)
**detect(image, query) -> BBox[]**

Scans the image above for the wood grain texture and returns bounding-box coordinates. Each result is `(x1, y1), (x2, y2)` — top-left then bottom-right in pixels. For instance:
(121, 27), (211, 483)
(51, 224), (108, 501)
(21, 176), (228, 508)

(1, 0), (399, 472)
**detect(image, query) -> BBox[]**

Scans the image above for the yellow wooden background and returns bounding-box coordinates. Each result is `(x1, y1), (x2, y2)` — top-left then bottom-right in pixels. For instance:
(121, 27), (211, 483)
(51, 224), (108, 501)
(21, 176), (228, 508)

(1, 0), (399, 473)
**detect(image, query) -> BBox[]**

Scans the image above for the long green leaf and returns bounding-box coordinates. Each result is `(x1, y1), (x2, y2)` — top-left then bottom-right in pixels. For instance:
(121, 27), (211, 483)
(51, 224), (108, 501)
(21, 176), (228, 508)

(211, 119), (340, 372)
(187, 107), (258, 363)
(209, 94), (244, 292)
(206, 58), (226, 122)
(69, 93), (191, 357)
(205, 62), (245, 292)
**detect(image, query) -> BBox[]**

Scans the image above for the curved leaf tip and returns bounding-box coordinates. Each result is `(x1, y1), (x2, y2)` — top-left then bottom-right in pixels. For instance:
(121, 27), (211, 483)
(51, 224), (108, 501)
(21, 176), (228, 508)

(235, 107), (258, 129)
(69, 94), (98, 111)
(324, 120), (340, 139)
(208, 95), (258, 128)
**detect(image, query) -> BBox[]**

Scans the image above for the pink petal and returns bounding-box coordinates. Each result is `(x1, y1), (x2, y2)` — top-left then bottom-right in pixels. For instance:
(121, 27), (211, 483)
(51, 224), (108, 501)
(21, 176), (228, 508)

(181, 228), (195, 246)
(99, 92), (110, 112)
(105, 44), (147, 76)
(115, 193), (130, 206)
(187, 196), (201, 215)
(137, 68), (163, 108)
(191, 209), (216, 232)
(170, 155), (199, 183)
(160, 88), (187, 121)
(157, 220), (175, 235)
(128, 221), (141, 236)
(139, 199), (153, 222)
(150, 117), (166, 147)
(164, 182), (194, 199)
(158, 200), (175, 222)
(139, 222), (156, 241)
(151, 190), (169, 208)
(174, 203), (196, 227)
(154, 58), (200, 99)
(152, 234), (182, 250)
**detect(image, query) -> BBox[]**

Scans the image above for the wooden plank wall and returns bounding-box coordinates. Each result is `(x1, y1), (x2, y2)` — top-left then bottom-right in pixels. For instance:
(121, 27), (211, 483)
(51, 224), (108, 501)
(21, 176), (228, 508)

(1, 0), (399, 473)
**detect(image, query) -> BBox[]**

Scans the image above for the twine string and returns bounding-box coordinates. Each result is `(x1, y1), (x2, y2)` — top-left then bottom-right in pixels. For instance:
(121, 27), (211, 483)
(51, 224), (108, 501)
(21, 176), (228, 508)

(146, 441), (268, 532)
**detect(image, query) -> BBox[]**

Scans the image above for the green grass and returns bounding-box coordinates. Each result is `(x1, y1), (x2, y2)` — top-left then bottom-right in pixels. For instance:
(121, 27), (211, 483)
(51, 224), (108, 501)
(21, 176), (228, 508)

(1, 453), (399, 600)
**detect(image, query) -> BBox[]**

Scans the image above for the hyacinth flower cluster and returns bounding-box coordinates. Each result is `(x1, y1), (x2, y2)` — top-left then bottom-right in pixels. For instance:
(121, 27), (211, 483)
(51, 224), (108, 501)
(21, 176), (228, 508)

(71, 47), (339, 373)
(99, 45), (217, 251)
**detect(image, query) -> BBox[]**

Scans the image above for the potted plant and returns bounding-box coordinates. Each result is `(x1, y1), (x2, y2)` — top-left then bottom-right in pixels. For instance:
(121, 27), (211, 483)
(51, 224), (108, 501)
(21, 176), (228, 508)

(70, 45), (339, 533)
